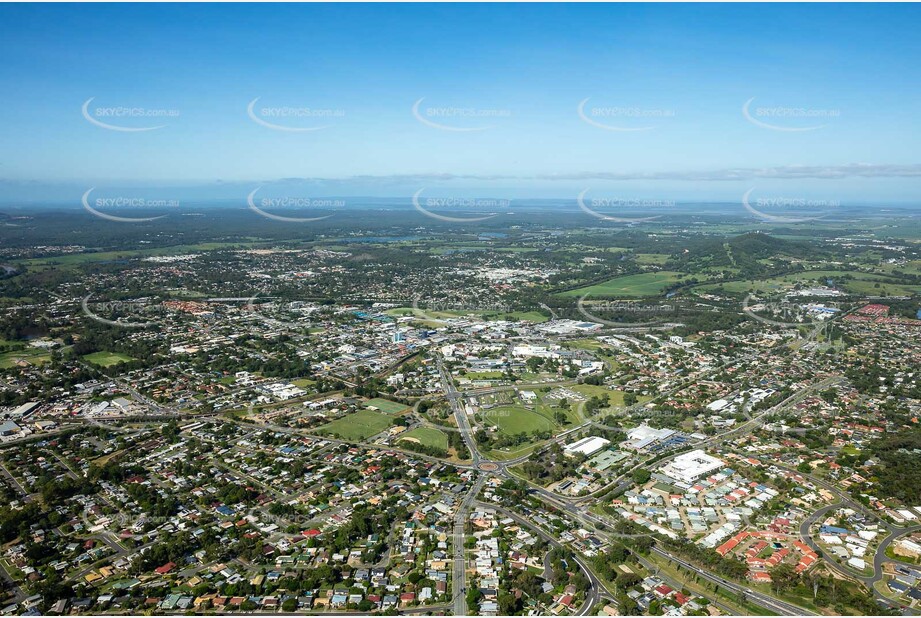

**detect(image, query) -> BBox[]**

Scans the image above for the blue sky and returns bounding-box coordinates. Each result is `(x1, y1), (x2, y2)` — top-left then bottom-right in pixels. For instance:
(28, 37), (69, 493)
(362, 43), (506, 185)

(1, 3), (920, 203)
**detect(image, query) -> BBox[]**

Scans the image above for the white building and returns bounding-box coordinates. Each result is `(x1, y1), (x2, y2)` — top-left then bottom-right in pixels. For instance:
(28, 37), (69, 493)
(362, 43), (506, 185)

(622, 424), (675, 451)
(660, 450), (725, 484)
(564, 436), (611, 457)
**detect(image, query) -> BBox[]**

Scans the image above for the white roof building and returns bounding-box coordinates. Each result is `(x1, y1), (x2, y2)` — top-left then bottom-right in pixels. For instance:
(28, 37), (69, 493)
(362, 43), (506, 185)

(564, 436), (611, 457)
(623, 424), (675, 451)
(660, 450), (725, 484)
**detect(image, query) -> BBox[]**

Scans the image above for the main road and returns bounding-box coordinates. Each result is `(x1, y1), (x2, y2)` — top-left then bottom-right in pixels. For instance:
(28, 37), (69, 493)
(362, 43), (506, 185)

(452, 475), (486, 616)
(437, 358), (481, 467)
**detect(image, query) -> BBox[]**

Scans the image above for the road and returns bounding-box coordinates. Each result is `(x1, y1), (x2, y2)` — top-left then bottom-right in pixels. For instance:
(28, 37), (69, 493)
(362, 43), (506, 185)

(649, 547), (817, 615)
(38, 346), (873, 617)
(799, 500), (921, 614)
(439, 357), (608, 616)
(437, 359), (480, 466)
(452, 475), (485, 616)
(435, 347), (836, 616)
(483, 502), (611, 615)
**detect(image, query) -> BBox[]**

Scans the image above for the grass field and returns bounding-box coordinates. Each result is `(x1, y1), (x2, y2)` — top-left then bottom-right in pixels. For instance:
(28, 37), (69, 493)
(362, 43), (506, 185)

(398, 427), (449, 450)
(0, 347), (51, 368)
(570, 384), (629, 406)
(633, 253), (670, 265)
(429, 246), (537, 255)
(463, 371), (505, 380)
(316, 409), (393, 440)
(16, 241), (266, 270)
(694, 269), (921, 297)
(482, 405), (555, 435)
(560, 271), (686, 298)
(364, 398), (410, 414)
(83, 351), (136, 367)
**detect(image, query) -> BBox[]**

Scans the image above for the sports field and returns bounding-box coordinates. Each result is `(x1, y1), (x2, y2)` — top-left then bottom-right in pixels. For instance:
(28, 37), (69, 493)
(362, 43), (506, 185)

(364, 398), (410, 414)
(482, 405), (555, 435)
(0, 347), (51, 369)
(83, 351), (136, 367)
(693, 269), (921, 297)
(317, 409), (392, 440)
(399, 427), (449, 450)
(560, 271), (686, 298)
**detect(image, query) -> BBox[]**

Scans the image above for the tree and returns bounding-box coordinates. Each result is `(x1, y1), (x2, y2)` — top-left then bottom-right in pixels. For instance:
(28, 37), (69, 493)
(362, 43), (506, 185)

(770, 563), (800, 593)
(632, 468), (651, 484)
(465, 587), (481, 609)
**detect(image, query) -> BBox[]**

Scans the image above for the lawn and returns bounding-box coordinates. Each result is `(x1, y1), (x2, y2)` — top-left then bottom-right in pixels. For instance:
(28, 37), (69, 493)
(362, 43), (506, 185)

(560, 271), (687, 298)
(364, 398), (410, 414)
(463, 371), (505, 380)
(16, 241), (265, 270)
(399, 427), (449, 450)
(0, 347), (51, 368)
(83, 351), (136, 367)
(316, 409), (393, 440)
(633, 253), (670, 265)
(482, 405), (555, 435)
(694, 269), (921, 297)
(570, 384), (628, 406)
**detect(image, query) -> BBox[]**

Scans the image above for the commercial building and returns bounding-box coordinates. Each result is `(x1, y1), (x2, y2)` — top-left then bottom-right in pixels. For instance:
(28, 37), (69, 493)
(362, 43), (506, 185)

(622, 424), (675, 451)
(563, 436), (611, 457)
(660, 450), (725, 484)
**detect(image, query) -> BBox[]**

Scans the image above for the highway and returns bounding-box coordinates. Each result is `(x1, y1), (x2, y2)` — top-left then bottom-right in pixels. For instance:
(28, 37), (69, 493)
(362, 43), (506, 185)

(649, 547), (817, 616)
